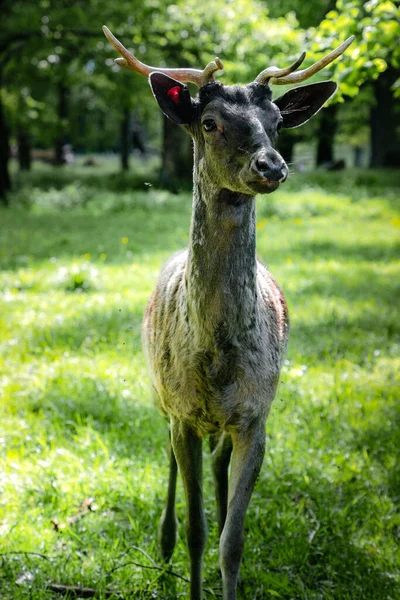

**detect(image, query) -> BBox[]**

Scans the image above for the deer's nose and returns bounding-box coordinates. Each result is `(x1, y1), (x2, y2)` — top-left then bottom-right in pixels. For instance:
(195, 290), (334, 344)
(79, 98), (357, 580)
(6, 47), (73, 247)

(252, 151), (287, 182)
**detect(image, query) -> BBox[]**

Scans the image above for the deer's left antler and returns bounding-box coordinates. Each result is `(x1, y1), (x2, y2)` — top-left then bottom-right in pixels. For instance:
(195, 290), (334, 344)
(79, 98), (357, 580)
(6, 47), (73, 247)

(255, 36), (355, 85)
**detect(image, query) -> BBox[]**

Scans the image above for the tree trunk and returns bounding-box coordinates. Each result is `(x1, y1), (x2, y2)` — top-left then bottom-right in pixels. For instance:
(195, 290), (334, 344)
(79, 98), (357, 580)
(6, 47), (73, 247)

(0, 77), (11, 206)
(120, 108), (130, 171)
(316, 104), (338, 166)
(18, 129), (31, 171)
(54, 82), (69, 166)
(161, 115), (192, 189)
(370, 68), (400, 168)
(353, 146), (364, 168)
(277, 130), (297, 165)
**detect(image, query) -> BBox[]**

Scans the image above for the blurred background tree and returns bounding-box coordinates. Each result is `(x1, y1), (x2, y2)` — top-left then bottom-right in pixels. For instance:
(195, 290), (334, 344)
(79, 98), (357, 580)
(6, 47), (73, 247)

(0, 0), (399, 204)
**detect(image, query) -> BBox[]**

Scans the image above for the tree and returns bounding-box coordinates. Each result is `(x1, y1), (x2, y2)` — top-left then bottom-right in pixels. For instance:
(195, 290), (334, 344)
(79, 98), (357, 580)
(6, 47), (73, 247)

(336, 85), (372, 166)
(1, 0), (140, 199)
(0, 0), (38, 203)
(0, 1), (93, 198)
(314, 0), (400, 167)
(370, 66), (400, 167)
(0, 85), (11, 205)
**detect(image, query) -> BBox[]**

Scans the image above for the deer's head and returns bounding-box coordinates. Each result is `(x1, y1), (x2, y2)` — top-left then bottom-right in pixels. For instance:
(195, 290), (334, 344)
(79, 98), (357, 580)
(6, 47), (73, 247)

(103, 27), (353, 195)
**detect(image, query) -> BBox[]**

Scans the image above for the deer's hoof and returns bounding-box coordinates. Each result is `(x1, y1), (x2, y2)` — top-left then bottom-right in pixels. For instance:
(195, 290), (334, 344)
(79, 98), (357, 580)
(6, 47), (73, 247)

(158, 509), (178, 562)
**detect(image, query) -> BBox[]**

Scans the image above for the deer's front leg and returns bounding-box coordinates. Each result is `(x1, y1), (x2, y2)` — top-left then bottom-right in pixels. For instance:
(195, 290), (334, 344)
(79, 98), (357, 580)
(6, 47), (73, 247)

(219, 425), (266, 600)
(171, 418), (207, 600)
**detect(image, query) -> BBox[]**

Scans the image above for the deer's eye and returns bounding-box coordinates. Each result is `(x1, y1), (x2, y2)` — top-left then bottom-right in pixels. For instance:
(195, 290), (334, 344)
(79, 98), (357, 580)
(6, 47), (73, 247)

(202, 119), (217, 132)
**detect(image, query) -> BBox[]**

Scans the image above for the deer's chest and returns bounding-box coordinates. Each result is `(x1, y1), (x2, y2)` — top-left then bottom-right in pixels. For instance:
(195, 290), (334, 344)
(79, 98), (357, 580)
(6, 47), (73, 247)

(154, 319), (279, 435)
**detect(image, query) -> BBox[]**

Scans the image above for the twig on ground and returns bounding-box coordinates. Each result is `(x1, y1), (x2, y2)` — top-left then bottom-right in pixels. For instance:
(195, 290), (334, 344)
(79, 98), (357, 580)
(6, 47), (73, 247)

(0, 551), (52, 561)
(1, 547), (222, 598)
(107, 559), (190, 583)
(127, 544), (158, 568)
(107, 545), (221, 597)
(48, 584), (120, 598)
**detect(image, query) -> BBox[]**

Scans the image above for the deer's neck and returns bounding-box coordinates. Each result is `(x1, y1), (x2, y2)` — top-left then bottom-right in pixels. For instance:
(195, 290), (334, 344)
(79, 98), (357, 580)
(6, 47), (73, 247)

(185, 151), (257, 337)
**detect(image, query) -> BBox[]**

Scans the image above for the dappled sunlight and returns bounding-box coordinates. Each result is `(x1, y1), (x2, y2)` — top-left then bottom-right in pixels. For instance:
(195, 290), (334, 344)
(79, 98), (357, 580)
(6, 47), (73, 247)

(0, 194), (191, 272)
(1, 0), (399, 591)
(1, 168), (399, 598)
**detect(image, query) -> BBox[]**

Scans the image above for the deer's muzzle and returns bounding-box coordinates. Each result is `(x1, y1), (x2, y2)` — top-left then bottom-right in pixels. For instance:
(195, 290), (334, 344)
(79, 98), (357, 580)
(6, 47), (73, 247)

(251, 150), (288, 183)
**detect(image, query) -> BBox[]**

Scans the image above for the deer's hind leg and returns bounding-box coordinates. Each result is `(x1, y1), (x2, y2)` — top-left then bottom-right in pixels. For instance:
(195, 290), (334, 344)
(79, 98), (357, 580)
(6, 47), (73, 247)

(210, 431), (233, 537)
(158, 427), (179, 561)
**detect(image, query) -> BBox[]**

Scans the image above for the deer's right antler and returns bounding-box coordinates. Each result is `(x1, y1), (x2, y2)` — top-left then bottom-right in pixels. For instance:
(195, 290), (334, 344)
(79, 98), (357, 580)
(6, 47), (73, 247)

(102, 26), (223, 87)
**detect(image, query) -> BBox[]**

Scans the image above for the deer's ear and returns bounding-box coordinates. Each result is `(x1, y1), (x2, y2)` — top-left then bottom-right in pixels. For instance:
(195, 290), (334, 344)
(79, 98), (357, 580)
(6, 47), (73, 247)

(149, 72), (195, 125)
(274, 81), (337, 129)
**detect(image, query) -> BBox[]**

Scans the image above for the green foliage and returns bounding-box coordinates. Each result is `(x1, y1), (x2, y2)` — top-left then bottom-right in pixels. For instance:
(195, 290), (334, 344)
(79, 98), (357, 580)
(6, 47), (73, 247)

(314, 0), (400, 98)
(266, 0), (332, 28)
(4, 0), (397, 161)
(1, 162), (399, 599)
(1, 0), (307, 154)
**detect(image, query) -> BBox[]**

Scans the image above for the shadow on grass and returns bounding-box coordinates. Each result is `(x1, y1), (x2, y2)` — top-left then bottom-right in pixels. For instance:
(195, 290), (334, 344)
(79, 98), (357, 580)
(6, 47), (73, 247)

(2, 197), (398, 272)
(0, 205), (191, 271)
(348, 401), (400, 502)
(26, 373), (164, 456)
(17, 265), (398, 377)
(290, 306), (399, 363)
(2, 167), (399, 598)
(0, 488), (183, 600)
(28, 304), (144, 353)
(11, 363), (399, 599)
(243, 444), (400, 598)
(290, 265), (400, 303)
(17, 167), (160, 193)
(19, 292), (398, 374)
(290, 239), (400, 263)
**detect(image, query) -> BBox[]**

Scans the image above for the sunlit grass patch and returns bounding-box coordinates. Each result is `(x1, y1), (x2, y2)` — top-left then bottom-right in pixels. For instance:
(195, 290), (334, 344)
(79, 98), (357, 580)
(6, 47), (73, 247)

(0, 166), (399, 599)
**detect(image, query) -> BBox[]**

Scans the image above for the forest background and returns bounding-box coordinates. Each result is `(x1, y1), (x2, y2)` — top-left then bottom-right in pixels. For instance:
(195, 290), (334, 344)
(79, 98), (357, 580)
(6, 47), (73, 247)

(1, 1), (399, 599)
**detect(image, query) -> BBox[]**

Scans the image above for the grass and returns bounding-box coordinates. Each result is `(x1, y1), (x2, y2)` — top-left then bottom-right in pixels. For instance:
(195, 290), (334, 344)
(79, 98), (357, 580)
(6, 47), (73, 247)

(1, 158), (399, 599)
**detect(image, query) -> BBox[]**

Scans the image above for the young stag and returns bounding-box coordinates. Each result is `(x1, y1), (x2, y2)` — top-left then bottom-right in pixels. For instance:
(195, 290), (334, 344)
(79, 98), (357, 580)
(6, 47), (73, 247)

(104, 27), (353, 600)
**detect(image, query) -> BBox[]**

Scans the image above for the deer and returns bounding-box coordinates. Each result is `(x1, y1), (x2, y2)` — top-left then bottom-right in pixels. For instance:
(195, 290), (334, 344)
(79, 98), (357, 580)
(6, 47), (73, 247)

(103, 26), (354, 600)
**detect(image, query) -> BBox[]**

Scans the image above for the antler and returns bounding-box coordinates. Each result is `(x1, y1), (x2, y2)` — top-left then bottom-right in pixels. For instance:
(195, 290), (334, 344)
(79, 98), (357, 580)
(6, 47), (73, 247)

(255, 52), (307, 85)
(255, 36), (355, 85)
(102, 26), (223, 87)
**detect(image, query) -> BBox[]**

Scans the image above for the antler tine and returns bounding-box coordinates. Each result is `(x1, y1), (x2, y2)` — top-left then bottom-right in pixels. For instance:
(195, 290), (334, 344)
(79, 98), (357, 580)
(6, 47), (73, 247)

(268, 36), (355, 85)
(102, 26), (223, 87)
(203, 57), (224, 82)
(255, 51), (306, 85)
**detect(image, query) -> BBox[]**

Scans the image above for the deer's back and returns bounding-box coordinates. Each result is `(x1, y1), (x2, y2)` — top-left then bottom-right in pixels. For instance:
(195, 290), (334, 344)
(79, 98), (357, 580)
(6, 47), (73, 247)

(142, 250), (289, 436)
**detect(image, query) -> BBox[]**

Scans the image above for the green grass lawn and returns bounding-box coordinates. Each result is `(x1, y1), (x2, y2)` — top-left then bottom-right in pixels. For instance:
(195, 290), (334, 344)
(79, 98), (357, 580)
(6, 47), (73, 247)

(1, 160), (399, 599)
